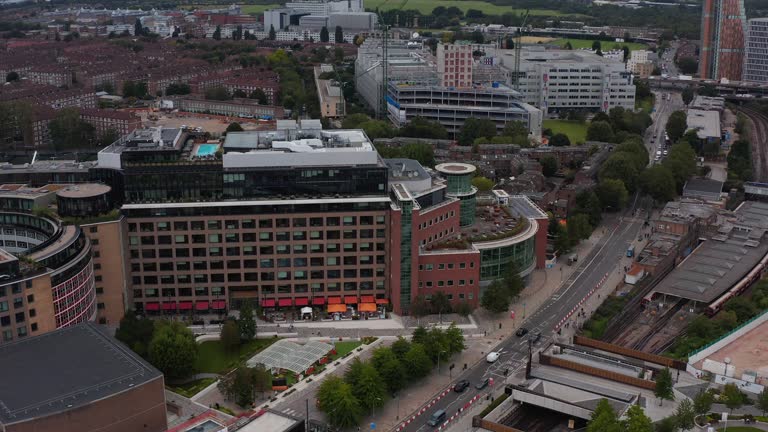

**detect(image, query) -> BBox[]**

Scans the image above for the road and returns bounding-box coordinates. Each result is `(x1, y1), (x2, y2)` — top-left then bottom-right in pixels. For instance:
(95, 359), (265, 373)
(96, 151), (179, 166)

(398, 213), (645, 432)
(659, 41), (679, 78)
(645, 88), (685, 164)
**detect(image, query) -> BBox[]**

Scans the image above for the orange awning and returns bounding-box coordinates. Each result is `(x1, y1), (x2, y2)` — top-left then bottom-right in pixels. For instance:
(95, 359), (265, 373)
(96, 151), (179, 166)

(328, 304), (346, 313)
(359, 303), (377, 312)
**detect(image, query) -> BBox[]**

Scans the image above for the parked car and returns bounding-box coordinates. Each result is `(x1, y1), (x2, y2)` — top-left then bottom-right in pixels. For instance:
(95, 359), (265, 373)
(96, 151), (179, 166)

(454, 380), (470, 393)
(476, 378), (490, 390)
(516, 327), (529, 337)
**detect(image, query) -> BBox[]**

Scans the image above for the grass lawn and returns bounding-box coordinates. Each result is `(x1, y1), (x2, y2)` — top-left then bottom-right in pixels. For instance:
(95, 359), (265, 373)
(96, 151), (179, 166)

(329, 341), (363, 360)
(365, 0), (568, 16)
(167, 377), (217, 398)
(181, 4), (280, 14)
(543, 119), (588, 144)
(196, 338), (277, 374)
(550, 38), (649, 51)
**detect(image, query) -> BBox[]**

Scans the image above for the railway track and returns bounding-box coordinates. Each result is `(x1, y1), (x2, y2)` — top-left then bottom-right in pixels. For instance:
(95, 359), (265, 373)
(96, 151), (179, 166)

(736, 106), (768, 182)
(631, 299), (687, 352)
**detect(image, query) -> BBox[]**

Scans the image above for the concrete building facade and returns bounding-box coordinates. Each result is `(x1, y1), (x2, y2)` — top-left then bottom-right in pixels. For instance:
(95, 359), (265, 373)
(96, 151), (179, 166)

(500, 47), (636, 114)
(744, 18), (768, 83)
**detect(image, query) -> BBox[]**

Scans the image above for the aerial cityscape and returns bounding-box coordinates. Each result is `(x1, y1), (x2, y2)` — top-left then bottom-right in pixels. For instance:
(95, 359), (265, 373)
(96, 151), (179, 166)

(1, 0), (768, 431)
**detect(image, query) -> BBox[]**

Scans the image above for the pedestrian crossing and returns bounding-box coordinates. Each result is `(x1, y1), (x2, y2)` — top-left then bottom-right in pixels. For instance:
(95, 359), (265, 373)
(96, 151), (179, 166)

(282, 408), (300, 417)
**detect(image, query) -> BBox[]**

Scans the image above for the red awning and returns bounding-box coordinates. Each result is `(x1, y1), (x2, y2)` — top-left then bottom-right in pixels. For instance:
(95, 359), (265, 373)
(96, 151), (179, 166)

(359, 303), (377, 312)
(145, 302), (160, 311)
(278, 298), (293, 307)
(262, 299), (276, 308)
(162, 302), (177, 310)
(361, 295), (375, 303)
(212, 300), (226, 310)
(327, 296), (342, 305)
(375, 298), (389, 305)
(344, 296), (358, 304)
(195, 301), (209, 311)
(295, 297), (309, 306)
(179, 301), (193, 310)
(312, 297), (326, 305)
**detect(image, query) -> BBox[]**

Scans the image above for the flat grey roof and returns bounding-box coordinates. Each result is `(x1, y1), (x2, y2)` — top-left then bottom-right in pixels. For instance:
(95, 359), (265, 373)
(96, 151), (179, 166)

(0, 322), (162, 425)
(653, 233), (768, 303)
(686, 109), (721, 139)
(683, 179), (724, 195)
(385, 158), (430, 181)
(508, 195), (548, 219)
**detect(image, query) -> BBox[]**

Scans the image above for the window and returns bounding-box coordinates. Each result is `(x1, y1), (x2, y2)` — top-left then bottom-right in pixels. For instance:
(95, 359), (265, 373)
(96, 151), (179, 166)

(26, 294), (33, 303)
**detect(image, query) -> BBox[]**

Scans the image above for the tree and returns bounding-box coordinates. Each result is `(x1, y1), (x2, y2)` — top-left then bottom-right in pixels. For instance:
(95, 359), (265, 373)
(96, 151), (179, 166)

(99, 128), (120, 147)
(218, 366), (266, 407)
(655, 416), (678, 432)
(540, 155), (559, 177)
(481, 281), (510, 314)
(599, 152), (641, 192)
(409, 295), (430, 318)
(220, 319), (241, 351)
(5, 71), (19, 82)
(205, 86), (231, 101)
(459, 117), (497, 145)
(622, 46), (630, 62)
(471, 176), (494, 191)
(165, 83), (191, 96)
(317, 376), (362, 429)
(148, 321), (198, 380)
(371, 347), (407, 393)
(586, 120), (614, 142)
(212, 25), (222, 40)
(404, 343), (433, 379)
(662, 142), (697, 191)
(722, 383), (744, 413)
(591, 40), (602, 52)
(454, 301), (473, 317)
(666, 110), (687, 143)
(564, 41), (573, 50)
(226, 122), (244, 133)
(654, 368), (675, 406)
(567, 213), (593, 245)
(233, 89), (247, 98)
(587, 399), (621, 432)
(502, 120), (530, 145)
(727, 139), (752, 182)
(676, 57), (698, 74)
(351, 361), (387, 412)
(430, 292), (452, 315)
(248, 88), (268, 105)
(757, 388), (768, 415)
(399, 116), (448, 139)
(320, 26), (330, 43)
(334, 26), (344, 43)
(693, 389), (714, 416)
(49, 108), (96, 150)
(624, 404), (653, 432)
(238, 300), (256, 341)
(359, 119), (395, 139)
(682, 86), (694, 106)
(573, 189), (602, 227)
(549, 133), (571, 147)
(134, 18), (144, 37)
(391, 337), (411, 360)
(269, 25), (276, 40)
(445, 323), (466, 355)
(115, 310), (155, 358)
(675, 398), (695, 431)
(595, 178), (628, 210)
(412, 326), (428, 345)
(641, 165), (676, 202)
(503, 262), (524, 300)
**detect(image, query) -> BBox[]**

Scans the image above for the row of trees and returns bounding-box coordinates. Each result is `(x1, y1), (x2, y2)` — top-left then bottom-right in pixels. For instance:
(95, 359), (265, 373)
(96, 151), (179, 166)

(204, 86), (268, 104)
(48, 108), (120, 149)
(317, 326), (465, 428)
(586, 106), (653, 144)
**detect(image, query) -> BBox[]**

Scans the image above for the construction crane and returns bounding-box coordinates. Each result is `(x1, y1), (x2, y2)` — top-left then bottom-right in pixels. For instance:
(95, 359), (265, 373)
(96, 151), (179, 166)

(374, 0), (411, 120)
(512, 10), (530, 91)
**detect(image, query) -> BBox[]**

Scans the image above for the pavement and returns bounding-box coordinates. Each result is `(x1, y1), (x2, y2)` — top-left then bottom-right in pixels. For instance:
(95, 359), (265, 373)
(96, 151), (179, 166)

(388, 210), (646, 432)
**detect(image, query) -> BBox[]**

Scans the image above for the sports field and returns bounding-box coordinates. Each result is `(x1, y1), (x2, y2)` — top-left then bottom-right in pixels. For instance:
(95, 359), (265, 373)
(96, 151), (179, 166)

(183, 4), (280, 13)
(365, 0), (568, 15)
(550, 38), (649, 51)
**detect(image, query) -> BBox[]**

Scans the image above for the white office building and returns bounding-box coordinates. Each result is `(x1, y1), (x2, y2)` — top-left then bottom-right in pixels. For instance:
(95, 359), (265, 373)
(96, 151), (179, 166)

(744, 18), (768, 83)
(500, 47), (636, 114)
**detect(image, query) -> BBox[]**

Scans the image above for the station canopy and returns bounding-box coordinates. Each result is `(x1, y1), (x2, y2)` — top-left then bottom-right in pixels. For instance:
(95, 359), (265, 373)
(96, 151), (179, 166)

(247, 340), (333, 374)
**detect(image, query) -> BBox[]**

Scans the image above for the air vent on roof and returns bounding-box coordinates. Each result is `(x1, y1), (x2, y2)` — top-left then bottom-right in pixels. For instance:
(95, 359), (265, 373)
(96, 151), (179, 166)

(745, 240), (760, 248)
